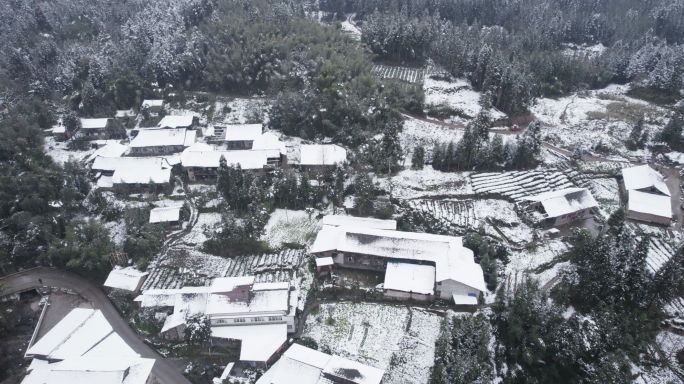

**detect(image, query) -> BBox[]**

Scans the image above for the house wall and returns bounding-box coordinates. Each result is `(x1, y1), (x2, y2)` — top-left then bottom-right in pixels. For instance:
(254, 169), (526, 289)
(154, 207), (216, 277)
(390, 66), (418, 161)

(226, 140), (254, 150)
(550, 208), (593, 226)
(302, 164), (334, 176)
(384, 289), (432, 301)
(209, 314), (293, 327)
(82, 128), (108, 140)
(626, 210), (670, 225)
(185, 166), (265, 182)
(437, 279), (481, 301)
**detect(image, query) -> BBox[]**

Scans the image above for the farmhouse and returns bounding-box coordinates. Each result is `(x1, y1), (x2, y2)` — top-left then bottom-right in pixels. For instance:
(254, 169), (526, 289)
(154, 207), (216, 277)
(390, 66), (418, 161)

(180, 147), (284, 181)
(157, 115), (197, 129)
(626, 190), (672, 225)
(252, 132), (287, 153)
(86, 142), (127, 162)
(23, 308), (155, 384)
(141, 99), (164, 112)
(80, 118), (110, 140)
(520, 187), (598, 226)
(135, 276), (297, 367)
(104, 266), (149, 295)
(92, 156), (172, 189)
(52, 123), (71, 141)
(311, 219), (486, 303)
(621, 165), (671, 196)
(300, 144), (347, 174)
(129, 128), (197, 155)
(149, 206), (182, 227)
(256, 344), (384, 384)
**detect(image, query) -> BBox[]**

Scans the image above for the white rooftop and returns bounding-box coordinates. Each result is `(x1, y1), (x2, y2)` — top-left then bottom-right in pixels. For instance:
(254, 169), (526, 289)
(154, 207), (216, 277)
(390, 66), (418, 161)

(628, 189), (672, 219)
(184, 142), (215, 152)
(315, 257), (334, 267)
(80, 118), (109, 129)
(453, 294), (478, 305)
(149, 206), (181, 223)
(622, 165), (671, 196)
(180, 149), (278, 169)
(82, 333), (138, 358)
(211, 276), (255, 293)
(322, 215), (397, 230)
(157, 115), (194, 128)
(300, 144), (347, 166)
(115, 110), (135, 118)
(322, 355), (385, 384)
(521, 188), (598, 218)
(87, 143), (128, 162)
(35, 356), (155, 384)
(211, 324), (287, 362)
(27, 308), (96, 357)
(384, 262), (435, 295)
(221, 124), (263, 141)
(104, 267), (149, 292)
(129, 128), (196, 148)
(47, 311), (113, 360)
(141, 99), (164, 108)
(92, 156), (169, 172)
(206, 289), (289, 316)
(252, 132), (287, 153)
(111, 166), (171, 185)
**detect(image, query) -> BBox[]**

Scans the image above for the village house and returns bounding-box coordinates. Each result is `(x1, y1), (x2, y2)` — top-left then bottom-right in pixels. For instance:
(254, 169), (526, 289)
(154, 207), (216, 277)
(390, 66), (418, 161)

(311, 216), (487, 304)
(300, 144), (347, 174)
(180, 146), (285, 181)
(80, 118), (111, 140)
(621, 165), (672, 225)
(149, 206), (182, 227)
(23, 308), (155, 384)
(519, 187), (599, 227)
(91, 156), (172, 189)
(135, 276), (297, 368)
(157, 115), (197, 129)
(129, 128), (197, 155)
(141, 99), (164, 113)
(213, 124), (263, 149)
(104, 266), (149, 295)
(256, 344), (385, 384)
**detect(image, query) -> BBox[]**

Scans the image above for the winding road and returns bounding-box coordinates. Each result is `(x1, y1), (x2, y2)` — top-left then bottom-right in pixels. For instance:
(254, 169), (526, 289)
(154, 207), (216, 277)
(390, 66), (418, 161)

(1, 268), (191, 384)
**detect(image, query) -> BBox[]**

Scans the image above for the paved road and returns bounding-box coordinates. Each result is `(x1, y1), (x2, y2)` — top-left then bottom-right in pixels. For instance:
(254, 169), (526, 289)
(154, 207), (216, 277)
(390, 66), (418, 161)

(2, 268), (191, 384)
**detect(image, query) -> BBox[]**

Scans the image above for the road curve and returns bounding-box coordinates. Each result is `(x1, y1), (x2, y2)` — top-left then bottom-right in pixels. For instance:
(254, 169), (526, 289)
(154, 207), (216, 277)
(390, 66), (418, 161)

(2, 268), (191, 384)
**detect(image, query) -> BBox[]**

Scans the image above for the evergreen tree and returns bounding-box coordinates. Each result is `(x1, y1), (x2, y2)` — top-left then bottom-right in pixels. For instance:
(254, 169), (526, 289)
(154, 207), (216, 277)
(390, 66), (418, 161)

(183, 314), (211, 345)
(354, 171), (375, 216)
(411, 145), (425, 170)
(658, 106), (684, 146)
(379, 120), (404, 174)
(627, 114), (646, 150)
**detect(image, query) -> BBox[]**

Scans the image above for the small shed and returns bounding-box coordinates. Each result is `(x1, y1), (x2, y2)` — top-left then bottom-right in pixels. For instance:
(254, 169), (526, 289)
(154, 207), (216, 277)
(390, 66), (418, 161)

(300, 144), (347, 174)
(141, 99), (164, 112)
(315, 257), (334, 276)
(149, 206), (182, 227)
(520, 188), (598, 226)
(626, 190), (672, 225)
(104, 267), (149, 294)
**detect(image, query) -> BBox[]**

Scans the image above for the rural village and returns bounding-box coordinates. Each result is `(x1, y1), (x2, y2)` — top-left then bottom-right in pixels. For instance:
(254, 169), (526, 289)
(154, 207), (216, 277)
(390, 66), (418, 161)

(1, 0), (684, 384)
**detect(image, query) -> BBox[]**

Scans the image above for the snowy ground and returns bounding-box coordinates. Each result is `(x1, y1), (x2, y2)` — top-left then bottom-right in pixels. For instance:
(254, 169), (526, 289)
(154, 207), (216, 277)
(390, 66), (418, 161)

(262, 209), (321, 249)
(302, 303), (441, 383)
(379, 167), (473, 200)
(44, 136), (95, 164)
(422, 76), (507, 125)
(506, 239), (571, 288)
(182, 213), (221, 246)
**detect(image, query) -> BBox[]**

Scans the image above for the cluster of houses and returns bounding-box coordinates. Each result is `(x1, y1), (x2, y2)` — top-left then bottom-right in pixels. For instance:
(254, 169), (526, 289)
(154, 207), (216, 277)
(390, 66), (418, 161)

(519, 164), (673, 228)
(22, 308), (155, 384)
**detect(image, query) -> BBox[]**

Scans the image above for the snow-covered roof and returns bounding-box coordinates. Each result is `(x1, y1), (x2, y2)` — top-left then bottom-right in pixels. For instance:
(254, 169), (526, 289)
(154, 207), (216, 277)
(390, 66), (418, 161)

(453, 294), (478, 305)
(521, 188), (598, 218)
(206, 289), (289, 316)
(45, 357), (154, 384)
(142, 99), (164, 108)
(252, 132), (287, 153)
(211, 324), (287, 362)
(180, 149), (279, 169)
(80, 118), (109, 129)
(129, 128), (196, 148)
(311, 226), (485, 292)
(46, 311), (113, 360)
(161, 290), (210, 333)
(157, 115), (194, 128)
(622, 165), (671, 196)
(384, 262), (435, 295)
(185, 142), (215, 152)
(82, 333), (139, 358)
(27, 308), (96, 357)
(149, 206), (181, 223)
(97, 176), (114, 188)
(322, 215), (397, 230)
(322, 355), (385, 384)
(87, 143), (128, 162)
(112, 166), (171, 185)
(104, 266), (149, 292)
(300, 144), (347, 165)
(628, 190), (672, 218)
(315, 257), (334, 267)
(211, 276), (255, 293)
(252, 282), (289, 291)
(256, 344), (384, 384)
(92, 156), (169, 172)
(115, 110), (136, 118)
(221, 124), (263, 141)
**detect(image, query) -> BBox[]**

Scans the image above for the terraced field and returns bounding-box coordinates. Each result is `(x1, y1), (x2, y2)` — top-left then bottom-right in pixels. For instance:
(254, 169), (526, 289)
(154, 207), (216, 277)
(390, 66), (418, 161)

(406, 199), (479, 230)
(372, 64), (425, 83)
(141, 248), (307, 291)
(471, 170), (575, 201)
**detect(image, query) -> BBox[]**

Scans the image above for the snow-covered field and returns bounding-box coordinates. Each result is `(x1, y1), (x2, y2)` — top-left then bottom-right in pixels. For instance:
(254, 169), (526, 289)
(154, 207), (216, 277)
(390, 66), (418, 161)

(380, 167), (473, 200)
(471, 170), (574, 201)
(372, 64), (425, 83)
(182, 213), (221, 246)
(302, 303), (442, 383)
(262, 209), (321, 249)
(506, 239), (571, 288)
(422, 76), (507, 125)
